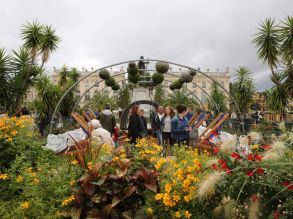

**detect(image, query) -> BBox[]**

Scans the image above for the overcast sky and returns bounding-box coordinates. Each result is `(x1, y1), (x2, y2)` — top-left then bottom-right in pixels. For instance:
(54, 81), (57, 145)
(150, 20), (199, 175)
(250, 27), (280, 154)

(1, 0), (292, 90)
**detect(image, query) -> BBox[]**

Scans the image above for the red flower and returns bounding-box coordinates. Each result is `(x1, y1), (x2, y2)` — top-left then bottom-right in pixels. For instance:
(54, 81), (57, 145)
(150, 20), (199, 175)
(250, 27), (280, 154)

(225, 168), (231, 175)
(255, 154), (262, 161)
(256, 167), (264, 174)
(262, 144), (270, 150)
(273, 211), (279, 219)
(247, 154), (254, 161)
(251, 194), (259, 202)
(211, 164), (218, 170)
(213, 147), (219, 154)
(282, 181), (293, 190)
(218, 159), (225, 164)
(231, 152), (241, 160)
(246, 170), (254, 177)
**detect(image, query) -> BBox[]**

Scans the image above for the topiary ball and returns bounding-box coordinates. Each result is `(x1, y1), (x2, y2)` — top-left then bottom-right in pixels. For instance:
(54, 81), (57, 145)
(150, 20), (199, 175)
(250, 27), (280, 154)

(173, 80), (184, 89)
(99, 69), (110, 80)
(128, 74), (140, 83)
(152, 72), (164, 85)
(169, 83), (176, 90)
(111, 82), (120, 91)
(105, 77), (115, 87)
(127, 62), (139, 76)
(155, 61), (169, 74)
(179, 73), (193, 83)
(188, 69), (197, 77)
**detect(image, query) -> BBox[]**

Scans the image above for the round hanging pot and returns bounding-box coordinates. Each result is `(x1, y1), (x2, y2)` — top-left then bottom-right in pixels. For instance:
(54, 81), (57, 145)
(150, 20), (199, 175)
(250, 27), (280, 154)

(111, 82), (120, 91)
(179, 73), (193, 83)
(99, 69), (110, 80)
(155, 61), (169, 74)
(152, 72), (164, 85)
(105, 77), (115, 87)
(128, 73), (140, 83)
(127, 62), (139, 76)
(188, 69), (197, 77)
(173, 80), (184, 89)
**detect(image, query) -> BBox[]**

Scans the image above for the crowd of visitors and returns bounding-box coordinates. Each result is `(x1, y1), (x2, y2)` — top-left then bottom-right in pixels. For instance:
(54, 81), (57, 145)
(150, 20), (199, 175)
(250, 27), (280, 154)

(127, 104), (195, 150)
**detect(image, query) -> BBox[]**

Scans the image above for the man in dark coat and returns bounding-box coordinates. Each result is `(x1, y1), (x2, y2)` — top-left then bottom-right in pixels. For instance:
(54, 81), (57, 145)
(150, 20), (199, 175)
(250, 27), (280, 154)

(99, 103), (116, 134)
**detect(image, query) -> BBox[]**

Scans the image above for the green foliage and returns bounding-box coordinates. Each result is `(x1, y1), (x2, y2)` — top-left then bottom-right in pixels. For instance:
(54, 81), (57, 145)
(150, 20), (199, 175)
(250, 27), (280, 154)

(31, 76), (61, 122)
(154, 84), (166, 105)
(208, 81), (228, 113)
(83, 90), (117, 111)
(231, 66), (255, 115)
(164, 87), (198, 109)
(0, 21), (60, 115)
(116, 85), (130, 109)
(252, 16), (293, 103)
(152, 72), (164, 85)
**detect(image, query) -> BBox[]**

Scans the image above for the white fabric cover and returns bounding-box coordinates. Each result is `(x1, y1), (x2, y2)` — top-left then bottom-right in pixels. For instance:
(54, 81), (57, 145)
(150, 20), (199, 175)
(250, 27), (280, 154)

(45, 128), (87, 153)
(92, 128), (115, 148)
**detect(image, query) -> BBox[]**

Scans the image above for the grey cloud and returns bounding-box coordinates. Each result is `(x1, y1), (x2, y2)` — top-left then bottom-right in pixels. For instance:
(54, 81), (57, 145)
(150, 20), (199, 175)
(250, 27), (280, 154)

(1, 0), (292, 90)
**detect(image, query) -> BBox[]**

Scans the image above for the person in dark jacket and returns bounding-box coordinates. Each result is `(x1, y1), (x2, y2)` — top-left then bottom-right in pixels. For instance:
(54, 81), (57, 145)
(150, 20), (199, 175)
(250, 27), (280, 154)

(99, 103), (116, 134)
(128, 105), (140, 144)
(171, 104), (192, 146)
(152, 106), (165, 145)
(138, 109), (147, 137)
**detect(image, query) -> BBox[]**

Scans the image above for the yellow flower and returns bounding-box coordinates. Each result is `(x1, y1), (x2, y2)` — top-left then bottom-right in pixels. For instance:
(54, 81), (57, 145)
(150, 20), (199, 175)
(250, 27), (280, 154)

(184, 194), (192, 203)
(0, 173), (8, 180)
(251, 144), (259, 150)
(155, 193), (163, 201)
(26, 167), (32, 173)
(165, 183), (172, 193)
(7, 137), (13, 142)
(71, 160), (78, 165)
(87, 162), (93, 171)
(16, 175), (24, 183)
(33, 178), (39, 184)
(20, 201), (29, 209)
(173, 194), (180, 202)
(70, 179), (76, 186)
(125, 138), (130, 142)
(147, 207), (153, 215)
(175, 211), (181, 218)
(11, 130), (18, 136)
(113, 156), (119, 161)
(185, 210), (192, 219)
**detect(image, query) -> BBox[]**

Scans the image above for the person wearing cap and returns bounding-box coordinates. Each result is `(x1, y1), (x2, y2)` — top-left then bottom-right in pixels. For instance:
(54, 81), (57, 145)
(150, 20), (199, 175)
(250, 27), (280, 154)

(99, 103), (116, 134)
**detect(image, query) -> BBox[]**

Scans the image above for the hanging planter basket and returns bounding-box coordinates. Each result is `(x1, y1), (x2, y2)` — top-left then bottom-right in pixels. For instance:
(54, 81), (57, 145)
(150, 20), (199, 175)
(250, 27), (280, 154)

(105, 77), (115, 87)
(128, 74), (140, 83)
(173, 80), (184, 89)
(155, 61), (169, 74)
(179, 73), (193, 83)
(188, 69), (197, 77)
(127, 62), (139, 76)
(99, 69), (110, 80)
(152, 72), (164, 85)
(111, 82), (120, 91)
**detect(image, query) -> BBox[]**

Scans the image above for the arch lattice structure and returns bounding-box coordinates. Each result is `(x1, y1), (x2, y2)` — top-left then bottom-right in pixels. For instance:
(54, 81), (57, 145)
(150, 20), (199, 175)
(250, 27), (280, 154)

(49, 58), (244, 134)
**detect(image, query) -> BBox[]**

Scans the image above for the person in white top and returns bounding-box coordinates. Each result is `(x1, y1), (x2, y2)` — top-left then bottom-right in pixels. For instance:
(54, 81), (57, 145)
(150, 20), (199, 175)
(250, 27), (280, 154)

(162, 106), (175, 149)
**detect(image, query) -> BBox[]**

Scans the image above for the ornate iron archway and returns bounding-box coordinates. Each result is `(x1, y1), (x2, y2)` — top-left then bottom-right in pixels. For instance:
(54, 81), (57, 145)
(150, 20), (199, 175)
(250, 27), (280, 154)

(50, 58), (244, 133)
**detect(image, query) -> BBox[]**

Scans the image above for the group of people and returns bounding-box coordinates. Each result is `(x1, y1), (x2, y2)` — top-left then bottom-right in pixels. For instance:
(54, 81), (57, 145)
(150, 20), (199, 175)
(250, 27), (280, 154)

(127, 104), (195, 147)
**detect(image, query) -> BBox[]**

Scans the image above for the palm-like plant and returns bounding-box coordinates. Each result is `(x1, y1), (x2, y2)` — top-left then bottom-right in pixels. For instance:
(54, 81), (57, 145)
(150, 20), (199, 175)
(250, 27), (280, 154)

(265, 72), (288, 121)
(232, 66), (255, 116)
(163, 87), (198, 110)
(252, 18), (280, 83)
(208, 81), (227, 113)
(21, 21), (44, 64)
(0, 48), (10, 107)
(8, 47), (42, 114)
(40, 25), (60, 68)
